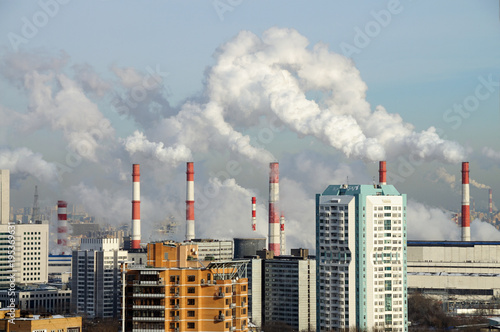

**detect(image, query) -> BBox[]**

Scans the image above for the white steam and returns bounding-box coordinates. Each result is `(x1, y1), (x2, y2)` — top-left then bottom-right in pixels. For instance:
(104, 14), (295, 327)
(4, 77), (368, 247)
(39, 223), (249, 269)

(0, 147), (59, 183)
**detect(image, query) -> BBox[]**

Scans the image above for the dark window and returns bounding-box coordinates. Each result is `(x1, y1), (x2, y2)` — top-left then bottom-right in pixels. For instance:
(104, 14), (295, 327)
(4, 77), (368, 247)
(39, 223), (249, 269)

(187, 299), (195, 305)
(187, 310), (195, 317)
(187, 322), (195, 329)
(187, 287), (195, 294)
(187, 275), (195, 282)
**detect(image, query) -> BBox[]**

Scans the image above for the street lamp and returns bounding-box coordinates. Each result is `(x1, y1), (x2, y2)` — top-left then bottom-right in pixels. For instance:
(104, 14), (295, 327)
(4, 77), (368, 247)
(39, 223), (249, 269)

(120, 260), (133, 332)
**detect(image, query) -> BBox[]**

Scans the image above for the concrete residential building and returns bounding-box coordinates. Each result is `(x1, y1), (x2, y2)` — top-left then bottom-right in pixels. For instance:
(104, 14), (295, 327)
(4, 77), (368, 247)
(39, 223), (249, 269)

(124, 242), (249, 332)
(0, 284), (71, 314)
(192, 239), (233, 261)
(71, 238), (128, 318)
(247, 249), (316, 331)
(0, 223), (49, 288)
(316, 183), (407, 331)
(408, 241), (500, 313)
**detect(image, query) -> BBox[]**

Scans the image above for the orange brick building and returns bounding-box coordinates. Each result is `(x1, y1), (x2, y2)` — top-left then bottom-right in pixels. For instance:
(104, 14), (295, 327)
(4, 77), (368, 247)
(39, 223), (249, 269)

(125, 242), (249, 332)
(0, 308), (82, 331)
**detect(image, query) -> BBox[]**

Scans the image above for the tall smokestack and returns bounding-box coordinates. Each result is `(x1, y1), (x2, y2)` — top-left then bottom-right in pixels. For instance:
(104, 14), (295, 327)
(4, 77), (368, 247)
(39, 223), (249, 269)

(461, 162), (470, 241)
(131, 164), (141, 249)
(280, 213), (286, 256)
(57, 200), (68, 252)
(186, 162), (195, 241)
(269, 162), (280, 256)
(490, 189), (493, 214)
(379, 161), (387, 185)
(252, 197), (256, 231)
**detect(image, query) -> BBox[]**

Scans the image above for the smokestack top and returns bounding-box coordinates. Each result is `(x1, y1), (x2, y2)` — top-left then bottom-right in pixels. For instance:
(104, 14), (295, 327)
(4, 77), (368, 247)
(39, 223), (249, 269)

(133, 164), (140, 181)
(462, 161), (469, 184)
(187, 162), (194, 184)
(379, 161), (387, 185)
(58, 200), (67, 208)
(270, 162), (279, 184)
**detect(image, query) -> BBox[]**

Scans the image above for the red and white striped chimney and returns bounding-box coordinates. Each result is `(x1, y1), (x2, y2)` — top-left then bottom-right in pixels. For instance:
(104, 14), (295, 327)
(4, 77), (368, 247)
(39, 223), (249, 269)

(461, 162), (470, 241)
(379, 161), (387, 185)
(280, 213), (286, 256)
(57, 200), (68, 250)
(131, 164), (141, 249)
(186, 162), (195, 241)
(489, 189), (493, 214)
(252, 197), (256, 231)
(269, 162), (280, 256)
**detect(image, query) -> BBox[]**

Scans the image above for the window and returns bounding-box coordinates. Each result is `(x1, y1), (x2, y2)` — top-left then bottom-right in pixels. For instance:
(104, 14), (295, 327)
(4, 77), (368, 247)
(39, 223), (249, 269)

(187, 299), (195, 305)
(187, 322), (195, 329)
(187, 275), (195, 282)
(187, 310), (195, 317)
(187, 287), (195, 294)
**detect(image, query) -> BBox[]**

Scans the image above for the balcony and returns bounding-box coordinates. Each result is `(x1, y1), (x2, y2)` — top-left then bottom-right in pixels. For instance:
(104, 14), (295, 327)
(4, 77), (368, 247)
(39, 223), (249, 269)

(173, 316), (180, 321)
(215, 292), (225, 298)
(215, 314), (225, 322)
(132, 316), (165, 322)
(133, 293), (165, 298)
(230, 303), (236, 309)
(132, 305), (165, 310)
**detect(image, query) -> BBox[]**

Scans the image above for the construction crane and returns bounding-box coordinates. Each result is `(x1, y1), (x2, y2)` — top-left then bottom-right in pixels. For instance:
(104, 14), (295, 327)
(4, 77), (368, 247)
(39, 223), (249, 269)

(31, 185), (40, 224)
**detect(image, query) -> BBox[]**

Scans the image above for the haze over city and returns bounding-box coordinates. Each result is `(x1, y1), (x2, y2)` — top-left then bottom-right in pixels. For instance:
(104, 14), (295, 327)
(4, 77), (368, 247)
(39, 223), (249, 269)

(0, 1), (499, 250)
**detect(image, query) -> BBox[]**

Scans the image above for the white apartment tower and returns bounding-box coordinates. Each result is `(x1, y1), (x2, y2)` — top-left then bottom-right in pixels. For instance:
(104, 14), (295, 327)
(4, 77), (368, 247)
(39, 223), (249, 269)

(316, 182), (407, 331)
(71, 238), (128, 318)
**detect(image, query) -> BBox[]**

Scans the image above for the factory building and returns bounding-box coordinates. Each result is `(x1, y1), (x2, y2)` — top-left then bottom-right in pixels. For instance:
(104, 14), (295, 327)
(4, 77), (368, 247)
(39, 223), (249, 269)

(316, 161), (408, 331)
(408, 241), (500, 313)
(125, 241), (249, 332)
(71, 238), (128, 318)
(246, 249), (316, 331)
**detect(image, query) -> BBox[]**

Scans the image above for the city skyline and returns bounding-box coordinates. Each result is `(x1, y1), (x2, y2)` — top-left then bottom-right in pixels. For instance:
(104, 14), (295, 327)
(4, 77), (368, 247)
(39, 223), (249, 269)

(0, 1), (499, 250)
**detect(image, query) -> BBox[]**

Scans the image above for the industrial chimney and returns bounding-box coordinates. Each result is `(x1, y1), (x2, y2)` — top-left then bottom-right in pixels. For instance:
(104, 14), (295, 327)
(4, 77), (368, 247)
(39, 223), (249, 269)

(252, 197), (256, 231)
(131, 164), (141, 249)
(57, 200), (68, 252)
(268, 162), (280, 256)
(186, 162), (195, 241)
(280, 213), (286, 256)
(461, 162), (470, 241)
(379, 161), (387, 185)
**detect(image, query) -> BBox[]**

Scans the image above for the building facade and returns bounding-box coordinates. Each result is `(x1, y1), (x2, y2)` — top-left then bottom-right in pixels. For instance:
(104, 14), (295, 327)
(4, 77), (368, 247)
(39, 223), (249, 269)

(0, 284), (71, 314)
(0, 223), (49, 288)
(248, 249), (316, 331)
(192, 239), (233, 261)
(408, 241), (500, 313)
(316, 184), (407, 331)
(124, 242), (249, 332)
(71, 238), (128, 318)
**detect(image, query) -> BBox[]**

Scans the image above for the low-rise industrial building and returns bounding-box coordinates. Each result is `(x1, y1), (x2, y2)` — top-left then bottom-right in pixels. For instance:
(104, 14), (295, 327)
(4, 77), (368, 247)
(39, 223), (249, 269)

(408, 241), (500, 313)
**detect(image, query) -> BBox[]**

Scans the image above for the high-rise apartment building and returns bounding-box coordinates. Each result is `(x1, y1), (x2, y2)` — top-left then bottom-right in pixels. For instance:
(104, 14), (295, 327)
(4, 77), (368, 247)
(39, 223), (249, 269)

(248, 249), (316, 331)
(0, 223), (49, 287)
(316, 183), (407, 331)
(124, 242), (249, 332)
(71, 238), (128, 318)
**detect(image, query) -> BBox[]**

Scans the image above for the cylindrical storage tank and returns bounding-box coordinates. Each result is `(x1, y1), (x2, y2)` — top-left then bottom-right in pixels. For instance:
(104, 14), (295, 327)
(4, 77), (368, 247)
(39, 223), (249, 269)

(234, 238), (267, 259)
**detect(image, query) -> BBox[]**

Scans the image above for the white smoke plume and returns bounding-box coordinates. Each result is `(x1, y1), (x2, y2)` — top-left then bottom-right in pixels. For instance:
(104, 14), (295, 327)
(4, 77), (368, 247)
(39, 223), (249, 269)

(406, 200), (460, 241)
(434, 167), (456, 189)
(483, 147), (500, 161)
(470, 179), (490, 189)
(0, 147), (59, 183)
(123, 131), (192, 168)
(471, 219), (500, 241)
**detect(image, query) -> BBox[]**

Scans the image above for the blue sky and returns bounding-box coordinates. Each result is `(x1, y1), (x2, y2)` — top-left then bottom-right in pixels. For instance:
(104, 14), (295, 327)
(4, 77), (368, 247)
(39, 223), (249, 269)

(0, 1), (499, 246)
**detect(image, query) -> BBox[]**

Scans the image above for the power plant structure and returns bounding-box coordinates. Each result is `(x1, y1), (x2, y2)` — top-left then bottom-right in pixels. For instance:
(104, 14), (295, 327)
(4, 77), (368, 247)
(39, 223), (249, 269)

(186, 162), (195, 241)
(131, 164), (141, 249)
(461, 162), (470, 241)
(268, 162), (280, 256)
(251, 196), (256, 231)
(280, 213), (286, 255)
(57, 200), (69, 254)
